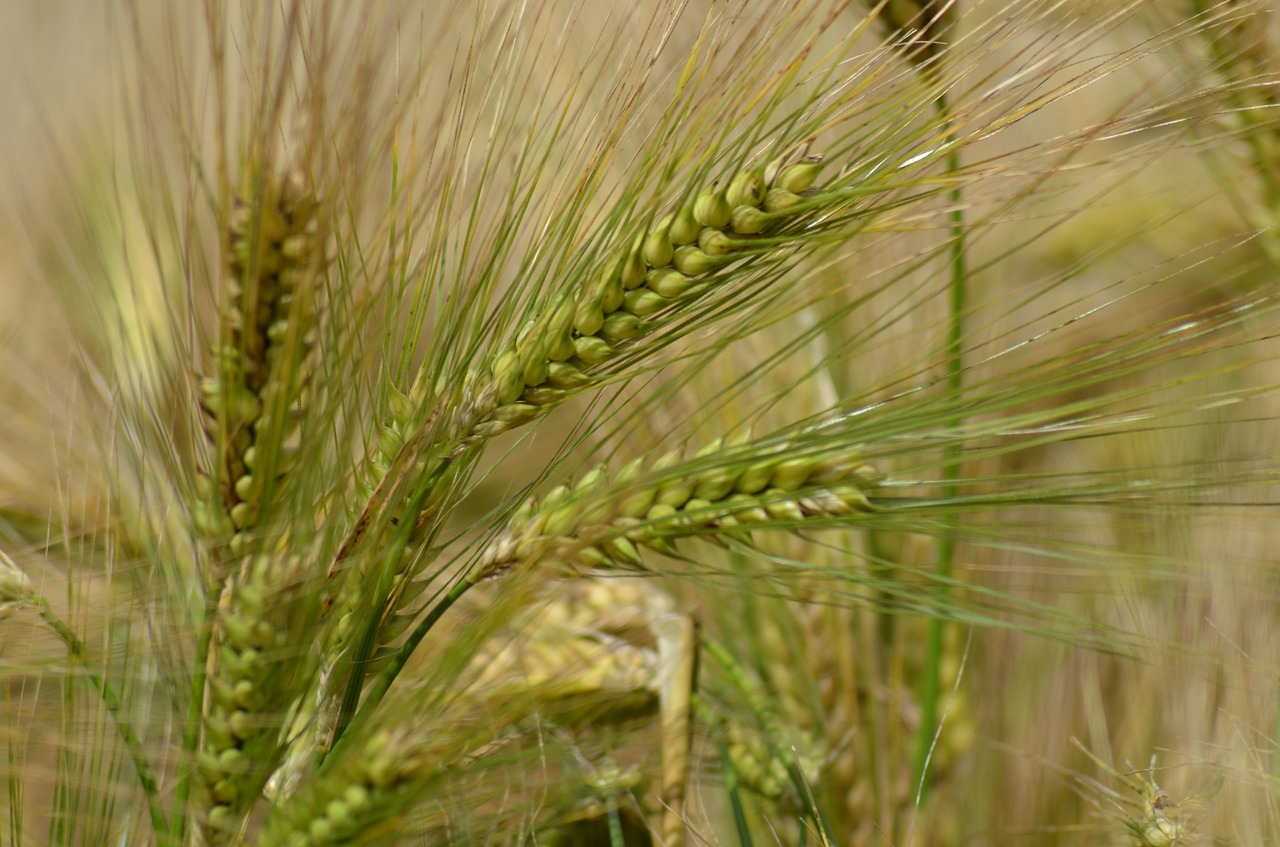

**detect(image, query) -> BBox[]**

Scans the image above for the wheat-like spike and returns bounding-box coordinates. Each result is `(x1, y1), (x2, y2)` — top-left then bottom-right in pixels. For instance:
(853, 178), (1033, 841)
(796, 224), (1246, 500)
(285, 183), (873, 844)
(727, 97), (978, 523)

(459, 577), (693, 844)
(312, 70), (896, 819)
(286, 388), (439, 807)
(458, 153), (830, 448)
(198, 552), (313, 843)
(255, 727), (439, 847)
(318, 151), (833, 659)
(193, 167), (323, 563)
(1073, 741), (1223, 847)
(1187, 1), (1280, 264)
(325, 151), (830, 585)
(471, 613), (659, 703)
(723, 721), (800, 802)
(698, 632), (828, 813)
(473, 436), (878, 582)
(308, 149), (839, 752)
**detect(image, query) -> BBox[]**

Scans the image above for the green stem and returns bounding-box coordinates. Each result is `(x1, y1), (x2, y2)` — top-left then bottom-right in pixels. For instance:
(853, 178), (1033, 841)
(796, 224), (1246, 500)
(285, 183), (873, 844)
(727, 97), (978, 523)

(914, 92), (966, 802)
(702, 639), (780, 741)
(327, 457), (450, 755)
(703, 638), (829, 835)
(605, 795), (625, 847)
(326, 575), (473, 762)
(718, 740), (755, 847)
(171, 593), (217, 847)
(35, 600), (171, 844)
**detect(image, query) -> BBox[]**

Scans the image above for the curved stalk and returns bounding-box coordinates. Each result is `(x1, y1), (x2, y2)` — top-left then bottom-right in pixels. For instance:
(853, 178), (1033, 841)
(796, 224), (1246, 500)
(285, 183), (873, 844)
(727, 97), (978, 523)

(34, 599), (171, 844)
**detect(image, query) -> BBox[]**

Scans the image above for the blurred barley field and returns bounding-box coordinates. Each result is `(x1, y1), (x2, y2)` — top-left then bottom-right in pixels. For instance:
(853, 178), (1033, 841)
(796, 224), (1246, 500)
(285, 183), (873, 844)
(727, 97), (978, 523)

(2, 2), (1280, 846)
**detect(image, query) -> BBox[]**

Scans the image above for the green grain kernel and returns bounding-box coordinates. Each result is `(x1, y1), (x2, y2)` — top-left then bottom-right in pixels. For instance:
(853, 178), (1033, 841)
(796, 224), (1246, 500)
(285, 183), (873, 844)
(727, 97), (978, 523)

(669, 204), (700, 245)
(623, 287), (671, 317)
(647, 267), (695, 298)
(643, 216), (675, 268)
(730, 205), (768, 235)
(726, 169), (766, 208)
(573, 336), (615, 366)
(763, 188), (802, 213)
(775, 158), (824, 193)
(601, 311), (644, 340)
(673, 245), (716, 276)
(693, 187), (732, 228)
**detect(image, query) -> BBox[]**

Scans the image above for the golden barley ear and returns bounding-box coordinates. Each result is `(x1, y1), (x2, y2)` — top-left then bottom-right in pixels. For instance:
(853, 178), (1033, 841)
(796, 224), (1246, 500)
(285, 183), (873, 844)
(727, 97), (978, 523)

(193, 165), (325, 569)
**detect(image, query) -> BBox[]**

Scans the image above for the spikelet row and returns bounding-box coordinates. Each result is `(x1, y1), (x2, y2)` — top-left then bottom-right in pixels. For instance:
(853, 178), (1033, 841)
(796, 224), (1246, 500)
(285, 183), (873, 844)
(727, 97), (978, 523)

(462, 154), (828, 444)
(474, 436), (878, 582)
(198, 553), (310, 841)
(469, 578), (673, 698)
(193, 169), (323, 560)
(256, 728), (436, 847)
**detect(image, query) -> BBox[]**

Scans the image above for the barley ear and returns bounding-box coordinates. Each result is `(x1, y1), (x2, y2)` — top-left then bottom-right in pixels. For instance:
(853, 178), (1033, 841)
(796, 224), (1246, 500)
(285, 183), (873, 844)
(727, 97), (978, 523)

(194, 166), (324, 568)
(318, 149), (844, 710)
(474, 435), (878, 582)
(456, 151), (835, 449)
(256, 727), (438, 847)
(196, 553), (317, 843)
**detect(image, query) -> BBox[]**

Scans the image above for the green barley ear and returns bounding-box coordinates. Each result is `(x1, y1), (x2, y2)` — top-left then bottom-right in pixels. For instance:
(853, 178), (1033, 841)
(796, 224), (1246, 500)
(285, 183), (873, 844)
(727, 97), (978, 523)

(189, 160), (329, 841)
(313, 146), (858, 759)
(194, 165), (324, 567)
(330, 145), (846, 591)
(474, 432), (878, 582)
(256, 726), (439, 847)
(196, 552), (320, 842)
(16, 2), (1280, 845)
(455, 152), (841, 451)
